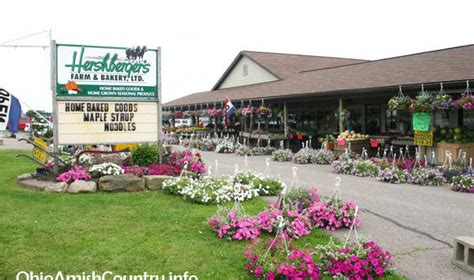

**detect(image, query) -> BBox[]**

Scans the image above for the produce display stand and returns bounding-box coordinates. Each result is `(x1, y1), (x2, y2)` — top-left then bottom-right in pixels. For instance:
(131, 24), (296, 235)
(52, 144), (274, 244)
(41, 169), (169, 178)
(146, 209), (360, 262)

(334, 139), (370, 157)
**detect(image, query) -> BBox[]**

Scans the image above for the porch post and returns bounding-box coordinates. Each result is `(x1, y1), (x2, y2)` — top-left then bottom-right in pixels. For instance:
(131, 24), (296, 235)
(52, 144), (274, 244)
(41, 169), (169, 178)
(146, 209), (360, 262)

(339, 98), (344, 133)
(283, 101), (288, 148)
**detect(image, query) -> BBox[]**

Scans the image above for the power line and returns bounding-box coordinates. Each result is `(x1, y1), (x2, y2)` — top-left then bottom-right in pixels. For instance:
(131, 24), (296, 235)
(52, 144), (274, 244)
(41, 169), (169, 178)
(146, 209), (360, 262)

(0, 44), (49, 49)
(0, 30), (49, 45)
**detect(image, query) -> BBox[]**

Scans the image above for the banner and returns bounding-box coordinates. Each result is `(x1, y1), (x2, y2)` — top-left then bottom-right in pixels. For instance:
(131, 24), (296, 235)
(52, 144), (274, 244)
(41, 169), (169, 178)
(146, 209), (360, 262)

(0, 88), (22, 132)
(413, 112), (431, 131)
(225, 98), (235, 128)
(0, 88), (12, 131)
(56, 44), (158, 99)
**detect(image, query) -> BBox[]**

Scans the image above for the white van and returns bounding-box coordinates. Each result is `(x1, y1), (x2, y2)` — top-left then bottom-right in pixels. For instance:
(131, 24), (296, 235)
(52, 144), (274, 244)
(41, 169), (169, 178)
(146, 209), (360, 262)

(173, 119), (192, 127)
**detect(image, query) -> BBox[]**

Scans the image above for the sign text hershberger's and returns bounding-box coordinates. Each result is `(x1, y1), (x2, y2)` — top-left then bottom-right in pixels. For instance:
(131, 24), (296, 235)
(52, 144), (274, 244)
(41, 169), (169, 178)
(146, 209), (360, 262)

(56, 44), (158, 98)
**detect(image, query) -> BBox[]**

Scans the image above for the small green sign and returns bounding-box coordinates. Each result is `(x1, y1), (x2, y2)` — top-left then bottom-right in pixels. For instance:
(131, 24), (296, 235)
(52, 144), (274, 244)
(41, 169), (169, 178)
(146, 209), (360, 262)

(413, 112), (431, 131)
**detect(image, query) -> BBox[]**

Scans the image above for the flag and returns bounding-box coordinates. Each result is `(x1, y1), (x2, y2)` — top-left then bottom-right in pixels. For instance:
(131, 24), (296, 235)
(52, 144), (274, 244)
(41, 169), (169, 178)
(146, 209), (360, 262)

(225, 97), (236, 128)
(8, 95), (22, 133)
(0, 88), (22, 133)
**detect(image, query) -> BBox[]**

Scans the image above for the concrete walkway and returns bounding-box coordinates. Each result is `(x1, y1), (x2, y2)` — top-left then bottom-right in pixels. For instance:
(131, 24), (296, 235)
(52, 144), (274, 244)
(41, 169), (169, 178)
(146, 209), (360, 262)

(200, 151), (474, 280)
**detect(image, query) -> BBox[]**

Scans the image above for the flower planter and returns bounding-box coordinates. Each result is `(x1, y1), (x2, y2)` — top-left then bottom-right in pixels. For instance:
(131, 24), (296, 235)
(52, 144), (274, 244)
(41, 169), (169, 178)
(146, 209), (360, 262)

(325, 142), (335, 151)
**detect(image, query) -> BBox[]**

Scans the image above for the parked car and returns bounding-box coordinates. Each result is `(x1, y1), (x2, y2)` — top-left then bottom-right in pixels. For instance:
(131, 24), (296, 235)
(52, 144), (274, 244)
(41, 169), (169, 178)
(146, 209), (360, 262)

(173, 119), (192, 127)
(19, 116), (30, 131)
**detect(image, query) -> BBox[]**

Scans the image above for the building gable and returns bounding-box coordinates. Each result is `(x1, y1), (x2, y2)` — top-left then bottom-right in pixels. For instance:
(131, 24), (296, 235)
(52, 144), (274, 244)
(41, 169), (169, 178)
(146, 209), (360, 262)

(216, 55), (279, 90)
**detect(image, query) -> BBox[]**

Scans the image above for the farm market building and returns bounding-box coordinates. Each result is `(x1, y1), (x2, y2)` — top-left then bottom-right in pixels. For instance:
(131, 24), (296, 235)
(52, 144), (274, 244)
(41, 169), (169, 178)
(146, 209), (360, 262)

(163, 44), (474, 149)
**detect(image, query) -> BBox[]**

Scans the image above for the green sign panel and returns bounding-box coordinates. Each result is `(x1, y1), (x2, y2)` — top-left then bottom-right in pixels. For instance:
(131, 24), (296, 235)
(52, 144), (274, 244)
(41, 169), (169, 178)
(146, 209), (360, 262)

(56, 44), (158, 99)
(413, 112), (431, 131)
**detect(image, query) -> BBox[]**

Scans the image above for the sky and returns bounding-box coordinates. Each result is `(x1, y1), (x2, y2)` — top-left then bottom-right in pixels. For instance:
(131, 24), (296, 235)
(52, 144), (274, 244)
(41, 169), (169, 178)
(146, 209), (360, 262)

(0, 0), (473, 112)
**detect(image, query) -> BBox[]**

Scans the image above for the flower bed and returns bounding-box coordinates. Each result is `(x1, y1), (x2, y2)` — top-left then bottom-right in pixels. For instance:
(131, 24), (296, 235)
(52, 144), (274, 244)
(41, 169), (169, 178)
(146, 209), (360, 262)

(409, 167), (445, 186)
(284, 187), (321, 213)
(216, 141), (235, 153)
(304, 192), (360, 232)
(332, 159), (357, 175)
(233, 172), (285, 196)
(312, 149), (336, 165)
(235, 145), (252, 156)
(57, 165), (91, 183)
(352, 160), (379, 177)
(89, 162), (124, 177)
(314, 239), (394, 279)
(271, 149), (293, 162)
(293, 148), (318, 164)
(451, 174), (474, 193)
(208, 207), (261, 240)
(377, 167), (410, 184)
(251, 146), (274, 156)
(244, 236), (320, 279)
(257, 205), (313, 239)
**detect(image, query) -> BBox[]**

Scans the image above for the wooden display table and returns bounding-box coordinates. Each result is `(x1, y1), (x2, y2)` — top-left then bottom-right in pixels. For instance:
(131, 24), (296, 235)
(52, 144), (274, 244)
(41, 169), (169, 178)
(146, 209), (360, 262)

(334, 139), (370, 157)
(432, 143), (474, 164)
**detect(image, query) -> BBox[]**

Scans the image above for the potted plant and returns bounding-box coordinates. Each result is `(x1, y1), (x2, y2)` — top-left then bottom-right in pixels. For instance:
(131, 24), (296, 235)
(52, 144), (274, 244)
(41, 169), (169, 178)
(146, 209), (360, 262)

(319, 134), (335, 150)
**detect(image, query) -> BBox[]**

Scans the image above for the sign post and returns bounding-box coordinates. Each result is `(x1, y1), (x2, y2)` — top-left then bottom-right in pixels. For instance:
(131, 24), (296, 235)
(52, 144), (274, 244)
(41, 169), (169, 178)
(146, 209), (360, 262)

(51, 43), (161, 159)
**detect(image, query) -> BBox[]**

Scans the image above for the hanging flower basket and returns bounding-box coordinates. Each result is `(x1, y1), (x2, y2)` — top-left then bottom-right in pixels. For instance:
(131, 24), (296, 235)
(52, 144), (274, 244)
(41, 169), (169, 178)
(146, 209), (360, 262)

(433, 95), (452, 111)
(432, 84), (452, 111)
(208, 108), (222, 117)
(188, 110), (204, 117)
(175, 111), (184, 119)
(409, 90), (433, 113)
(170, 111), (184, 118)
(454, 93), (474, 110)
(256, 106), (272, 116)
(241, 106), (254, 116)
(388, 95), (412, 111)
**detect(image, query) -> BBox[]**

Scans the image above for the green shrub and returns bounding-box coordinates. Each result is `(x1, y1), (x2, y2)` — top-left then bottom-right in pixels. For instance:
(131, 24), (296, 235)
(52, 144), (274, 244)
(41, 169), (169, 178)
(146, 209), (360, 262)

(131, 143), (160, 167)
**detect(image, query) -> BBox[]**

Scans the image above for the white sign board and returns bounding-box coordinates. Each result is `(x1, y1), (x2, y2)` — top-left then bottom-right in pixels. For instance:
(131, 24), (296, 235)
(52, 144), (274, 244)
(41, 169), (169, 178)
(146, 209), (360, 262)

(57, 101), (158, 145)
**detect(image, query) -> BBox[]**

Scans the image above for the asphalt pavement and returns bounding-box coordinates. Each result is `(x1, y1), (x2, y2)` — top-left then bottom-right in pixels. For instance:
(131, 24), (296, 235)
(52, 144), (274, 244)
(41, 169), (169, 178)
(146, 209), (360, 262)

(0, 132), (32, 150)
(200, 151), (474, 280)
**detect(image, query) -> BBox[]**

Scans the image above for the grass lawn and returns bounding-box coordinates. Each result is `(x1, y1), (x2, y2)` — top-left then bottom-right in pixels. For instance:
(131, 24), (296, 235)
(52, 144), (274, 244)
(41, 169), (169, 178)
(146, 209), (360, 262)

(0, 150), (405, 279)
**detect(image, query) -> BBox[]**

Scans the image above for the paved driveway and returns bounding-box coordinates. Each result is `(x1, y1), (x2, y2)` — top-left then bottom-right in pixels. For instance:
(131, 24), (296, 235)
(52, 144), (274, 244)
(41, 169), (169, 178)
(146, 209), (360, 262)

(200, 151), (474, 280)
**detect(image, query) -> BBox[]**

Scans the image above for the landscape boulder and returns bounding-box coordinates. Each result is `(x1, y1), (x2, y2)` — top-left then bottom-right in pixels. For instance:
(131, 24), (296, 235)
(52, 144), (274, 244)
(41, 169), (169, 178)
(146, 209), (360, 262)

(144, 175), (173, 190)
(19, 179), (55, 191)
(16, 173), (33, 183)
(45, 182), (68, 193)
(68, 180), (97, 193)
(99, 174), (145, 192)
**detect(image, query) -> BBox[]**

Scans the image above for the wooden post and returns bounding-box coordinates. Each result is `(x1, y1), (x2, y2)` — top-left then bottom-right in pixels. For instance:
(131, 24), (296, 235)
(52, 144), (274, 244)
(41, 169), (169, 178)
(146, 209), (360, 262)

(283, 101), (288, 148)
(339, 98), (344, 133)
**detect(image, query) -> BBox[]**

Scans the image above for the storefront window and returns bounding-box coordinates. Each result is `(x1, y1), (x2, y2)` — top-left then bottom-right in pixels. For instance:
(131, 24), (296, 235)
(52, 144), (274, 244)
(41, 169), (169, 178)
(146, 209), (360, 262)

(385, 109), (397, 131)
(462, 110), (474, 127)
(433, 111), (449, 128)
(317, 109), (336, 134)
(346, 107), (362, 132)
(366, 105), (381, 134)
